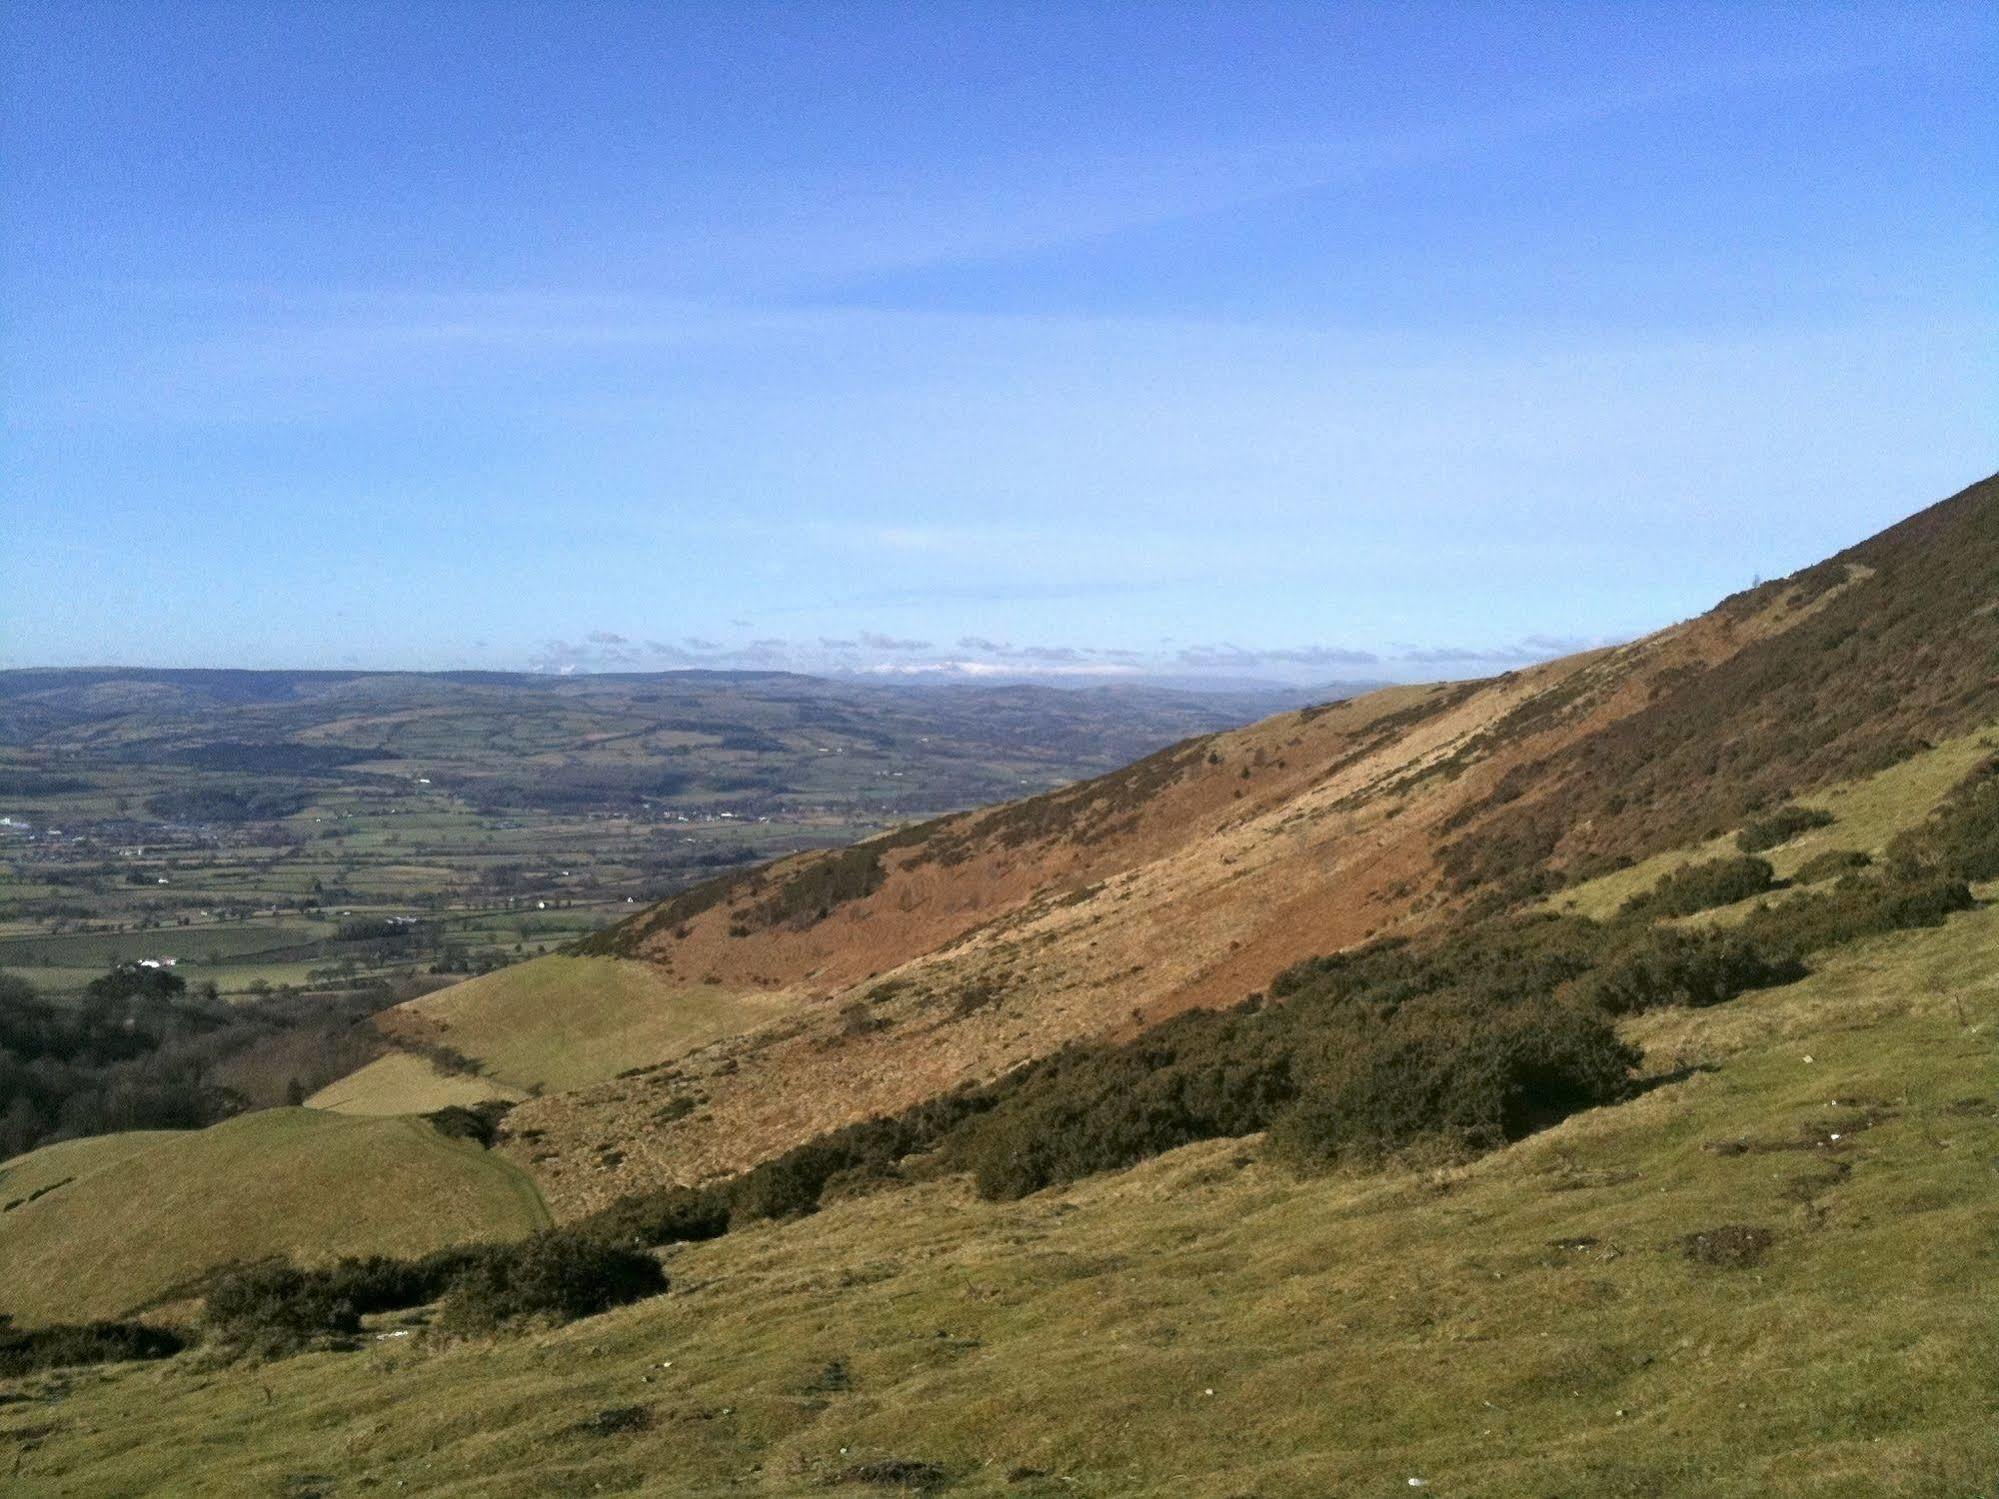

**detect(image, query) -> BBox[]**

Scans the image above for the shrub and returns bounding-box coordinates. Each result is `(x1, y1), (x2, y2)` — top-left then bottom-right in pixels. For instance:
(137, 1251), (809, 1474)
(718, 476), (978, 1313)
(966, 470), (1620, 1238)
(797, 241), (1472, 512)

(1793, 848), (1871, 884)
(204, 1261), (359, 1355)
(315, 1248), (493, 1315)
(436, 1231), (666, 1335)
(0, 1316), (187, 1376)
(1884, 757), (1999, 881)
(1740, 872), (1974, 958)
(1620, 856), (1776, 919)
(1577, 927), (1803, 1015)
(1265, 998), (1637, 1169)
(1736, 806), (1835, 853)
(577, 1185), (731, 1248)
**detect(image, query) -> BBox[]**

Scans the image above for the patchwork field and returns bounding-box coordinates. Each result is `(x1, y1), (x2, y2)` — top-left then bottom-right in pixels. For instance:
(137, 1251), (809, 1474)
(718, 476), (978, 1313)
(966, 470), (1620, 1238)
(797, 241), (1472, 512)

(0, 668), (1297, 997)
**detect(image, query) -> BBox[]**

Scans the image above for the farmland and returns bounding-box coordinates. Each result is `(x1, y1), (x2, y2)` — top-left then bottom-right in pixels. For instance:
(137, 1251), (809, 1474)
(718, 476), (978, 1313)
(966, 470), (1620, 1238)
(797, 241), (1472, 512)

(0, 669), (1302, 1000)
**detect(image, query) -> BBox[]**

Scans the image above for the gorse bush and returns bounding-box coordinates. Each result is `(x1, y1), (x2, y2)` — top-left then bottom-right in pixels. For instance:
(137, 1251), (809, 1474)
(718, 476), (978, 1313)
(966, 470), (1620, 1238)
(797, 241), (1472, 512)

(577, 1184), (731, 1249)
(1577, 927), (1805, 1015)
(1736, 806), (1836, 853)
(199, 1232), (668, 1358)
(1739, 873), (1973, 959)
(0, 1316), (187, 1377)
(1885, 756), (1999, 882)
(436, 1232), (666, 1335)
(205, 1262), (360, 1355)
(1793, 848), (1871, 884)
(1266, 997), (1636, 1168)
(1620, 856), (1777, 919)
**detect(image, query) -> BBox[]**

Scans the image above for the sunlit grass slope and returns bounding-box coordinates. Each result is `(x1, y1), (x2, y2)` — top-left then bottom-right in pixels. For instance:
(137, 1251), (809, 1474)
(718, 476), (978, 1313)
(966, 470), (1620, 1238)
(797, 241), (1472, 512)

(378, 954), (796, 1097)
(9, 898), (1993, 1497)
(0, 1109), (549, 1324)
(307, 1049), (527, 1116)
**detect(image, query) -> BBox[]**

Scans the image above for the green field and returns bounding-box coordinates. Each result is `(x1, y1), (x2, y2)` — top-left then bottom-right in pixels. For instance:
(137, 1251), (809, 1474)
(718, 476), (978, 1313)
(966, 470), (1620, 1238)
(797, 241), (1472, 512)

(0, 1109), (550, 1324)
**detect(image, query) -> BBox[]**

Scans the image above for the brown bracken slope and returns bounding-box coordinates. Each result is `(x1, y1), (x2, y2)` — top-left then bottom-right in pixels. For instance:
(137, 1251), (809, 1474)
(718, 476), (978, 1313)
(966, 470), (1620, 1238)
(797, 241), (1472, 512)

(492, 474), (1998, 1216)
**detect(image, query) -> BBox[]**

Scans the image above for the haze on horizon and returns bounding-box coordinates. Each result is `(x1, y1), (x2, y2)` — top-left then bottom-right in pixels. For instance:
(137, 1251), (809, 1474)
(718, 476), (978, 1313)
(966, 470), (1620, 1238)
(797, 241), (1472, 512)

(3, 1), (1994, 686)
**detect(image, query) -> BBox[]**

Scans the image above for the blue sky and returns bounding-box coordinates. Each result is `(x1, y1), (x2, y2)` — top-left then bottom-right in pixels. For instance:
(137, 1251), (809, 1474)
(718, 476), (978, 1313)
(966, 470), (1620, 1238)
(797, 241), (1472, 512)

(4, 1), (1994, 684)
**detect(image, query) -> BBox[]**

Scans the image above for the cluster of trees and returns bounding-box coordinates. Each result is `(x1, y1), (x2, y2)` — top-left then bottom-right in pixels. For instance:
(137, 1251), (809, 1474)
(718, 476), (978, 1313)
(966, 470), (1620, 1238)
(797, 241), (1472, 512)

(0, 966), (384, 1158)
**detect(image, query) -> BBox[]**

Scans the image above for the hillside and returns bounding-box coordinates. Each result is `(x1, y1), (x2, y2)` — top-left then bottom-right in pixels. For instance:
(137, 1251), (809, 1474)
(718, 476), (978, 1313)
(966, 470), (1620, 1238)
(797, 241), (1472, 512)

(7, 885), (1994, 1495)
(0, 1109), (549, 1324)
(401, 475), (1999, 1216)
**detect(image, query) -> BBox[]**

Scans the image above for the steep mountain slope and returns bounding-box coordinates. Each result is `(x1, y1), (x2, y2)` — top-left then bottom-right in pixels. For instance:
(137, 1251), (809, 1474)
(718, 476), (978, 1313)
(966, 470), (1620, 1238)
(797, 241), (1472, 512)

(461, 476), (1997, 1214)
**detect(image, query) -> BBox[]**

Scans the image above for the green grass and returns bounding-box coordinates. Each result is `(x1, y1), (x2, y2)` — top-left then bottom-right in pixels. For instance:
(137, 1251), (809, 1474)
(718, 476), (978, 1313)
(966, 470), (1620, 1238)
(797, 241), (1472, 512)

(6, 899), (1993, 1496)
(380, 955), (797, 1095)
(0, 1109), (550, 1324)
(308, 1051), (527, 1116)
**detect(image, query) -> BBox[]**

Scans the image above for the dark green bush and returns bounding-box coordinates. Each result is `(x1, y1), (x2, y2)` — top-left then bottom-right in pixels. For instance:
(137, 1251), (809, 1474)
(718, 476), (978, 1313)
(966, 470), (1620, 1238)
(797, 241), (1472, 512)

(948, 1007), (1294, 1200)
(1740, 873), (1974, 958)
(1736, 806), (1835, 853)
(314, 1248), (496, 1315)
(1266, 998), (1637, 1168)
(0, 1315), (187, 1376)
(435, 1231), (666, 1334)
(576, 1184), (731, 1248)
(1885, 757), (1999, 881)
(1620, 856), (1777, 919)
(204, 1261), (360, 1354)
(1577, 927), (1804, 1015)
(1793, 848), (1871, 884)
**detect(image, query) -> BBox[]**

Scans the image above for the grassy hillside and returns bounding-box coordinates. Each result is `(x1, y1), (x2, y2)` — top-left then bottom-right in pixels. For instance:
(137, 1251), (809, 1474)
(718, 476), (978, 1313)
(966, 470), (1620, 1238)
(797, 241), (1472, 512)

(306, 1050), (526, 1116)
(369, 955), (795, 1099)
(4, 896), (1992, 1496)
(0, 1109), (549, 1323)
